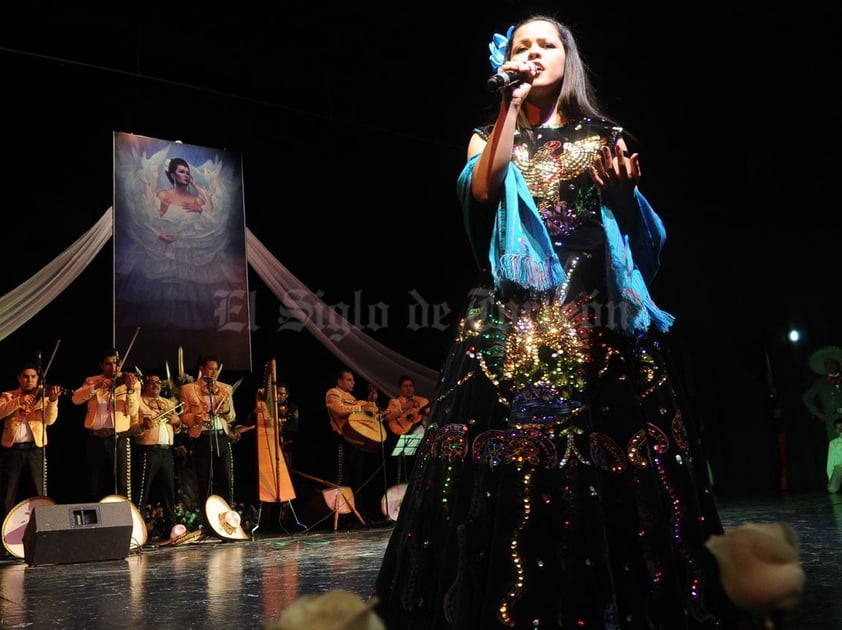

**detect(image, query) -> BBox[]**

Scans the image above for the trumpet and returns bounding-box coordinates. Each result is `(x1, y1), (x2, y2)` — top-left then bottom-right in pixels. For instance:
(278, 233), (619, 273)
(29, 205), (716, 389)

(150, 402), (184, 425)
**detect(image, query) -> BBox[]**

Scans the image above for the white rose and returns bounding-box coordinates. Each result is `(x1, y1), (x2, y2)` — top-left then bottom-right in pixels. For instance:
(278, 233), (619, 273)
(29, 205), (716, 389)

(705, 521), (805, 613)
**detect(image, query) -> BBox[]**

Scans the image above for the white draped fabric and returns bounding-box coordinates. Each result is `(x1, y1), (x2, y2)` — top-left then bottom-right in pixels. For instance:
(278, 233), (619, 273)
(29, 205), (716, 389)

(246, 228), (439, 398)
(0, 208), (440, 399)
(0, 207), (113, 343)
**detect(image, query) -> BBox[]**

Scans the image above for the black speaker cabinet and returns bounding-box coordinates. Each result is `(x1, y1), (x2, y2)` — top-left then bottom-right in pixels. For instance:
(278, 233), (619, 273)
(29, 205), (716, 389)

(23, 502), (133, 566)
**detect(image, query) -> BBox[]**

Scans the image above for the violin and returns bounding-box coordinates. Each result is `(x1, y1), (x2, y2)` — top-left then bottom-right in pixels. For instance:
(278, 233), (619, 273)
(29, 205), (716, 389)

(99, 370), (139, 391)
(33, 384), (70, 395)
(278, 403), (289, 421)
(21, 385), (70, 407)
(43, 386), (71, 396)
(115, 368), (142, 387)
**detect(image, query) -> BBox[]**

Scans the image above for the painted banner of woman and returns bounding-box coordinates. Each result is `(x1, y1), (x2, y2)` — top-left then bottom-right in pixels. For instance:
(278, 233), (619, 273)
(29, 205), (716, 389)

(113, 132), (250, 371)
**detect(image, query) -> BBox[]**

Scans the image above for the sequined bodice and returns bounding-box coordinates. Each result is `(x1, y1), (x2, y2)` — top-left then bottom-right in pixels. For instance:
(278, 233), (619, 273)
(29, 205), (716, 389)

(511, 120), (621, 251)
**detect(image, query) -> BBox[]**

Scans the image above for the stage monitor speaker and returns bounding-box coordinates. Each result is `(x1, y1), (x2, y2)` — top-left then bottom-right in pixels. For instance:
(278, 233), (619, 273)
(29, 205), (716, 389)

(23, 501), (134, 566)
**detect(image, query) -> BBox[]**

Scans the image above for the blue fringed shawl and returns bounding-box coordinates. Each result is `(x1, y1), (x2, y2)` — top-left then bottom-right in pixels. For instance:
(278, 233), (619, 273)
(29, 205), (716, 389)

(457, 154), (674, 334)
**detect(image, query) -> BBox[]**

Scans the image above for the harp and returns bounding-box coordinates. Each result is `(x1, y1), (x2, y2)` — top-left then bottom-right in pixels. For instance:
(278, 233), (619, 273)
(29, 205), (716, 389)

(256, 359), (296, 503)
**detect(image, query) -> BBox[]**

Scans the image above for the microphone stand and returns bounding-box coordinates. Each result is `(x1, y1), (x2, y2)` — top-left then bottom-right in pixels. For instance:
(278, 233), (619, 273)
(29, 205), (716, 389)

(113, 328), (141, 498)
(206, 378), (217, 501)
(368, 384), (390, 523)
(37, 340), (61, 498)
(111, 354), (120, 496)
(34, 348), (45, 497)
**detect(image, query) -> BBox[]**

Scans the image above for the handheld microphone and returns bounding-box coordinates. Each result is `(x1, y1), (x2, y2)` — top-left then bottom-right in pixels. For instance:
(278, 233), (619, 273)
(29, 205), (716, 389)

(486, 63), (538, 92)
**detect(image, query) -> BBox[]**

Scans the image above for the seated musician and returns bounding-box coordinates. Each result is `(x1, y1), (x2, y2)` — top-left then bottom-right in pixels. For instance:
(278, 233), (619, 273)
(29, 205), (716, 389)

(324, 368), (383, 524)
(382, 375), (430, 483)
(383, 375), (430, 437)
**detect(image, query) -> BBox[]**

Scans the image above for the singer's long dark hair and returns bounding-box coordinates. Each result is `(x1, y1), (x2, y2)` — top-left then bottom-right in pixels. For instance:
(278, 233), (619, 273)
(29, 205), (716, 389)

(505, 16), (616, 129)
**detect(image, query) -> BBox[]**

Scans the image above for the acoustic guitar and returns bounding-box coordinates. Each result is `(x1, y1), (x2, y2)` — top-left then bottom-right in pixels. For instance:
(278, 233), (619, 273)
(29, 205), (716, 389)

(387, 401), (431, 436)
(341, 409), (387, 453)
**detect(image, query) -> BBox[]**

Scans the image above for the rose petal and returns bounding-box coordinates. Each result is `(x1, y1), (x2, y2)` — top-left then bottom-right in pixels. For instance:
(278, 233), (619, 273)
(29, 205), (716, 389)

(706, 522), (805, 612)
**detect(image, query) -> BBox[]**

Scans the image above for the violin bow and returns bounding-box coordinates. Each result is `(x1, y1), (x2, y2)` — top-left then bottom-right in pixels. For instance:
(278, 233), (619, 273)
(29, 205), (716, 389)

(42, 339), (61, 384)
(117, 326), (141, 374)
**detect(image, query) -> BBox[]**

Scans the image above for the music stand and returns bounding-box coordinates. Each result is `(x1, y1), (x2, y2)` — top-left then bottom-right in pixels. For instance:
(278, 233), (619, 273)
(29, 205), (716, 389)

(382, 434), (423, 522)
(391, 433), (423, 457)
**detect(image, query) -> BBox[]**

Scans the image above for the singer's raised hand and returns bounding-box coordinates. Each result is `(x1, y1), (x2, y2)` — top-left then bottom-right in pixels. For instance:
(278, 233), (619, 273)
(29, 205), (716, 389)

(494, 60), (540, 98)
(587, 141), (641, 217)
(589, 142), (640, 187)
(487, 61), (540, 92)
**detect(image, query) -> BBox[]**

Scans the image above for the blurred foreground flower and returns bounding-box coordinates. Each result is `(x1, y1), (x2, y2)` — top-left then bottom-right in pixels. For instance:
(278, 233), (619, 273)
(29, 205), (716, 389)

(266, 590), (383, 630)
(706, 522), (805, 613)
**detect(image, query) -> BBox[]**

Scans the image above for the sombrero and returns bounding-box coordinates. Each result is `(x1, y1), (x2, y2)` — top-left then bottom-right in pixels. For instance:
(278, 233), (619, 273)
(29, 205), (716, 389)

(100, 494), (147, 549)
(809, 346), (842, 374)
(268, 590), (384, 630)
(205, 495), (248, 541)
(2, 496), (56, 559)
(157, 523), (204, 547)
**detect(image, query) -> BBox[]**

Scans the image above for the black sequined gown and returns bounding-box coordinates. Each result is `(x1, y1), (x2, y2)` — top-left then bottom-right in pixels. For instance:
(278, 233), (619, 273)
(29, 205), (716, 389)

(374, 120), (750, 629)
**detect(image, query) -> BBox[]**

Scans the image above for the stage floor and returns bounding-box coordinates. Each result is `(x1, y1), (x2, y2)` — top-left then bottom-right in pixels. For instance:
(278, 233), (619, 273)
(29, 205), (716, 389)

(0, 491), (838, 629)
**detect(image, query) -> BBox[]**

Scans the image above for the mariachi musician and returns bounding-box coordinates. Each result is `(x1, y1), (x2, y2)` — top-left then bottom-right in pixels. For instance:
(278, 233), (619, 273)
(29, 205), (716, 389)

(252, 360), (296, 529)
(275, 381), (300, 456)
(381, 374), (430, 486)
(71, 347), (141, 502)
(134, 372), (182, 539)
(0, 362), (63, 525)
(253, 379), (299, 468)
(324, 368), (384, 523)
(382, 375), (431, 438)
(179, 355), (237, 508)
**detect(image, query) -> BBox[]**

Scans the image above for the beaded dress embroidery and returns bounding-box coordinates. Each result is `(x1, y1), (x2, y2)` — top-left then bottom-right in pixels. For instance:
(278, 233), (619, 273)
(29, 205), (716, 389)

(374, 120), (749, 629)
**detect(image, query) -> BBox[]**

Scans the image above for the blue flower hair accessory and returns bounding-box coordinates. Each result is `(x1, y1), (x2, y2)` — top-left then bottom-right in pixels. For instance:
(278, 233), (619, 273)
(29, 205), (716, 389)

(488, 25), (514, 72)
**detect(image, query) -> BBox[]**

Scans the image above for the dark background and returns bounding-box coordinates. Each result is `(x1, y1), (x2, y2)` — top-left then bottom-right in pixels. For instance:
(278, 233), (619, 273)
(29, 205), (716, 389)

(0, 5), (839, 508)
